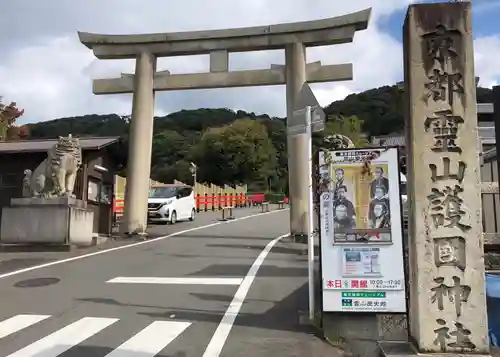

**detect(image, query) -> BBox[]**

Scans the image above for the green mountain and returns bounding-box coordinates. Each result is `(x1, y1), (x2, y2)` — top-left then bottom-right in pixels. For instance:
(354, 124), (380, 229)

(24, 84), (494, 191)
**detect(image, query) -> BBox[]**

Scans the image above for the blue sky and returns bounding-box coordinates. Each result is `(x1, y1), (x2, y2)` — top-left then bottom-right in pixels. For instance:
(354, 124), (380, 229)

(380, 0), (500, 41)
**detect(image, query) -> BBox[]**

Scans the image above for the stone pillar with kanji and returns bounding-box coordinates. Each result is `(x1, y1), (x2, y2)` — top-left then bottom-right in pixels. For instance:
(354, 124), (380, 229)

(403, 2), (490, 354)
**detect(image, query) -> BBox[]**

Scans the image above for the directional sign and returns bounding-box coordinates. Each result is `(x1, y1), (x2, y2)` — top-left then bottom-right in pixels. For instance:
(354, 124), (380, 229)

(287, 108), (308, 137)
(311, 107), (325, 132)
(287, 124), (307, 137)
(295, 82), (325, 132)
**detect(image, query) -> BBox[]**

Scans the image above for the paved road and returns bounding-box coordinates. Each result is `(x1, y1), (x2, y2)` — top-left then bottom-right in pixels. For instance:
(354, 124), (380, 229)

(0, 207), (273, 276)
(0, 206), (338, 356)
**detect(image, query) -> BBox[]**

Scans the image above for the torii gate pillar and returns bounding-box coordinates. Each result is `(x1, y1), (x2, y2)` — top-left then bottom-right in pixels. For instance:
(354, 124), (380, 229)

(285, 43), (309, 241)
(122, 52), (156, 235)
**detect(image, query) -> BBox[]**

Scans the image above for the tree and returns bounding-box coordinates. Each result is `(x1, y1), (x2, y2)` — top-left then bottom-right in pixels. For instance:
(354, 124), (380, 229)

(153, 160), (194, 185)
(193, 118), (277, 186)
(321, 114), (369, 148)
(19, 83), (494, 191)
(325, 85), (405, 137)
(258, 118), (287, 191)
(6, 125), (29, 141)
(151, 130), (190, 166)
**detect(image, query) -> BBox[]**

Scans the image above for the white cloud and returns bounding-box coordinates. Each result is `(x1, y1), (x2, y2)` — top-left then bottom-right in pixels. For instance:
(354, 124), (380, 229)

(0, 36), (133, 122)
(474, 35), (500, 88)
(0, 0), (497, 124)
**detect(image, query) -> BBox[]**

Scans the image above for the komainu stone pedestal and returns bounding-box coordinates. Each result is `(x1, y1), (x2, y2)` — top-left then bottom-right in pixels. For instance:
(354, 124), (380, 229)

(1, 197), (94, 246)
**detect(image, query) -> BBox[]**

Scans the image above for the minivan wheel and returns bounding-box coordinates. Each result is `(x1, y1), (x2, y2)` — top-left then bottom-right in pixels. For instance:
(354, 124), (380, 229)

(170, 211), (177, 224)
(189, 209), (195, 221)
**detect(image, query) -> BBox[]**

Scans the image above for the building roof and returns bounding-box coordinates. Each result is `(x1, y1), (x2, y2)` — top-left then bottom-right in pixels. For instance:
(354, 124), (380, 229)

(371, 134), (405, 147)
(0, 136), (120, 154)
(482, 148), (497, 163)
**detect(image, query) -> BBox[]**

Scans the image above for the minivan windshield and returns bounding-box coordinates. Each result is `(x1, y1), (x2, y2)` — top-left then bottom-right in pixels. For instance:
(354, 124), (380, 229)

(149, 187), (179, 199)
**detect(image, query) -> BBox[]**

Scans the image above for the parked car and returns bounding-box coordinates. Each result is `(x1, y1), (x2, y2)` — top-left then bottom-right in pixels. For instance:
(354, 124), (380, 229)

(147, 184), (196, 224)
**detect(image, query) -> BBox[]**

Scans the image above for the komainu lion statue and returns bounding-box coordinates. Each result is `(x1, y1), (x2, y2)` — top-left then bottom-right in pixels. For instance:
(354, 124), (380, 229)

(23, 135), (82, 199)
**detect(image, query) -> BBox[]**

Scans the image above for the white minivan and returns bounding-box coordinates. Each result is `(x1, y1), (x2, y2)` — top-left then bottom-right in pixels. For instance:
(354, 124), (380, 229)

(147, 184), (196, 224)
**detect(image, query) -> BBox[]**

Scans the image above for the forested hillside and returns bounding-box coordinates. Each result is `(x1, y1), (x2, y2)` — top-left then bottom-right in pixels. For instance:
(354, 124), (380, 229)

(25, 84), (494, 191)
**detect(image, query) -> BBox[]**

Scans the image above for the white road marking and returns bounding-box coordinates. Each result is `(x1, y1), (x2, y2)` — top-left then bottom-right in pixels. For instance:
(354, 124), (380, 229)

(202, 233), (288, 357)
(105, 320), (192, 357)
(0, 314), (50, 339)
(0, 209), (287, 280)
(107, 277), (243, 285)
(6, 317), (118, 357)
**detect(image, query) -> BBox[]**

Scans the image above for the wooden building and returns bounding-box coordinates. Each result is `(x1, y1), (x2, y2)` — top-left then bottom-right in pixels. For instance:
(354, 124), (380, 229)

(0, 137), (124, 236)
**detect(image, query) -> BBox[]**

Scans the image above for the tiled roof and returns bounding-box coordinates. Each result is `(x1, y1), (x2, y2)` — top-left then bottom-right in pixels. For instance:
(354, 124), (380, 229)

(0, 136), (120, 154)
(371, 135), (405, 147)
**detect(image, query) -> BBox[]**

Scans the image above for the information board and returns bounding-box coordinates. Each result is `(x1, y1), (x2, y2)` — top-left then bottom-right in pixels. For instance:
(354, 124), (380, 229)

(319, 148), (407, 313)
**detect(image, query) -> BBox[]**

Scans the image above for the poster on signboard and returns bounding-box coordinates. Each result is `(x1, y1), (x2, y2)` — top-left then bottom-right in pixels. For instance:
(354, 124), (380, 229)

(330, 158), (392, 243)
(319, 147), (407, 313)
(342, 247), (381, 277)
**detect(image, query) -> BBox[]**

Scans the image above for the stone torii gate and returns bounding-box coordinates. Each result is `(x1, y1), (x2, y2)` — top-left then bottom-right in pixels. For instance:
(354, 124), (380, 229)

(78, 9), (371, 236)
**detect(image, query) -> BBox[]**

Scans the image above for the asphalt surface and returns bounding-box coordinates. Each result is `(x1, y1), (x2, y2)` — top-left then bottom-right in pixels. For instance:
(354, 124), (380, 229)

(0, 206), (339, 357)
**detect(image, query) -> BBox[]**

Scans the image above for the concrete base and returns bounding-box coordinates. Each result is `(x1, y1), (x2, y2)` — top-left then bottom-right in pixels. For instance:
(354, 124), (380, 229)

(92, 235), (109, 246)
(378, 341), (491, 357)
(1, 197), (94, 246)
(322, 312), (408, 357)
(9, 196), (87, 208)
(122, 231), (148, 240)
(292, 233), (308, 244)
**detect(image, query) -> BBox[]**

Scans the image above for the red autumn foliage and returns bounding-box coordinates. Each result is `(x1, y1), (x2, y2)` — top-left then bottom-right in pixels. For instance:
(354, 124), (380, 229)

(0, 98), (26, 140)
(6, 125), (29, 140)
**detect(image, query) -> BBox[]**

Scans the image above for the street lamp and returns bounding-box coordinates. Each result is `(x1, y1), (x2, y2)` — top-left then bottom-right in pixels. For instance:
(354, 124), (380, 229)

(190, 162), (197, 186)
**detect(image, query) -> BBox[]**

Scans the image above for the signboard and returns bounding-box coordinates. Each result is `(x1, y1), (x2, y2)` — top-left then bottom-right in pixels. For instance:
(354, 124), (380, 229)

(295, 82), (325, 132)
(340, 291), (389, 312)
(311, 107), (325, 132)
(319, 148), (407, 313)
(287, 108), (308, 136)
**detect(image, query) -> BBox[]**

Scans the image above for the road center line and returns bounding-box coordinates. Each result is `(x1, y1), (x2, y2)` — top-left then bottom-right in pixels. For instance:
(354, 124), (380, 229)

(0, 209), (287, 280)
(107, 277), (243, 285)
(202, 233), (288, 357)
